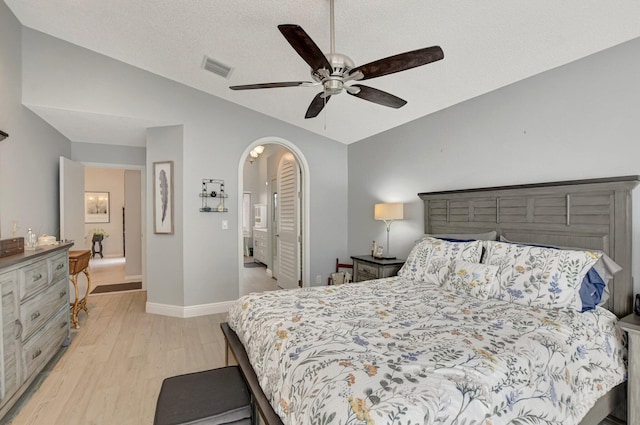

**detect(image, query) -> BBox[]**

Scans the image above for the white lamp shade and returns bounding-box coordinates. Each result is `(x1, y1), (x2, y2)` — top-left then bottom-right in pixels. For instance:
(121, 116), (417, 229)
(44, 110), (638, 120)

(374, 203), (404, 221)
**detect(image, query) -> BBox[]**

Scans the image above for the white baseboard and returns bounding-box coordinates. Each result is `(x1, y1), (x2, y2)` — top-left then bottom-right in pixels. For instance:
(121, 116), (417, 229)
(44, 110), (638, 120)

(124, 274), (142, 282)
(145, 300), (235, 318)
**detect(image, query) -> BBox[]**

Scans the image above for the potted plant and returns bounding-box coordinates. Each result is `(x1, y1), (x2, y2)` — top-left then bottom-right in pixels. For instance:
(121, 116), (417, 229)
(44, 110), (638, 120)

(91, 228), (109, 258)
(92, 228), (109, 241)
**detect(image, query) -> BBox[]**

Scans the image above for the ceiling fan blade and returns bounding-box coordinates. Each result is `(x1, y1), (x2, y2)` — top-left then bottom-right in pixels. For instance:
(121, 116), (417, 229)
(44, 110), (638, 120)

(347, 84), (407, 109)
(305, 92), (331, 119)
(230, 81), (315, 90)
(278, 24), (333, 73)
(350, 46), (444, 80)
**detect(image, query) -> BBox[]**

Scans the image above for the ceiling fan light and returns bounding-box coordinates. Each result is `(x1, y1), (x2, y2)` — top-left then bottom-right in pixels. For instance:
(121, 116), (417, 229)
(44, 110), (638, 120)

(254, 145), (265, 155)
(250, 150), (259, 158)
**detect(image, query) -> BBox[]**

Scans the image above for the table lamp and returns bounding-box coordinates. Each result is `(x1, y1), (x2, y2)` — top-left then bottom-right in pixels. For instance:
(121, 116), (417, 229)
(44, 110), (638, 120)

(374, 202), (404, 259)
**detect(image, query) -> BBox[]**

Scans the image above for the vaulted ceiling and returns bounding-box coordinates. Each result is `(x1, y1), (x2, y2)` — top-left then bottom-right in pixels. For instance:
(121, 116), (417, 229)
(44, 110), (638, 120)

(6, 0), (640, 145)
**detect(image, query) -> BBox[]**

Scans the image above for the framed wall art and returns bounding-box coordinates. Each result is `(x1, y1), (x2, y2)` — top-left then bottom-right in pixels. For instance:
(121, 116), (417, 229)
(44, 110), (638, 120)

(153, 161), (174, 234)
(85, 192), (110, 223)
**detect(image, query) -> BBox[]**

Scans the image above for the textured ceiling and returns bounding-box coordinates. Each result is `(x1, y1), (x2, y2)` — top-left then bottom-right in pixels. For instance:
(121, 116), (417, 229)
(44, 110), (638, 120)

(6, 0), (640, 145)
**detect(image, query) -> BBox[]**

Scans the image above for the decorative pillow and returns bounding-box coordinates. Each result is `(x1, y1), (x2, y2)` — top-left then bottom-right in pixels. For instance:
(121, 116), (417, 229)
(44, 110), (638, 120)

(442, 260), (499, 300)
(578, 268), (606, 312)
(497, 236), (622, 311)
(483, 241), (602, 310)
(398, 238), (483, 284)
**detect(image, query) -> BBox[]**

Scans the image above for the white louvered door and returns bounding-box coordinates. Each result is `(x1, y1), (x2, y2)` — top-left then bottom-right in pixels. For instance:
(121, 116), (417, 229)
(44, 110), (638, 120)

(276, 154), (300, 289)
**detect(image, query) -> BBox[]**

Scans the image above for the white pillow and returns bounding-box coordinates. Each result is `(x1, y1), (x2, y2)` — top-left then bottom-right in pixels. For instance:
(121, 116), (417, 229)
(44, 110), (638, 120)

(398, 237), (483, 284)
(442, 260), (499, 300)
(483, 241), (601, 310)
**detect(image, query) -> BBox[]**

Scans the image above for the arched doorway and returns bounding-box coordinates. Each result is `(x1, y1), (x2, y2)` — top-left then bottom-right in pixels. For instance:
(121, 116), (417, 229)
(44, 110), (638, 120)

(237, 138), (310, 295)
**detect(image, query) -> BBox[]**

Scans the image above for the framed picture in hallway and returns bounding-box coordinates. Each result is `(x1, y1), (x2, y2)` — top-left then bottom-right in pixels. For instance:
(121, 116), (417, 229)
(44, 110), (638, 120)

(153, 161), (174, 234)
(85, 192), (110, 223)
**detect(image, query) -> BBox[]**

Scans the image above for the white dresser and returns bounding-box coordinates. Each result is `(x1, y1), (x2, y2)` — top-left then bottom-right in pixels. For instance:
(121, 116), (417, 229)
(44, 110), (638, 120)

(0, 243), (72, 420)
(252, 228), (268, 265)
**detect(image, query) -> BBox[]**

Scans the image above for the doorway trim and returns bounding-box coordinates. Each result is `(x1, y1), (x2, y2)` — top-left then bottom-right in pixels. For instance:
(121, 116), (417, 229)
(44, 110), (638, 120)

(237, 137), (310, 288)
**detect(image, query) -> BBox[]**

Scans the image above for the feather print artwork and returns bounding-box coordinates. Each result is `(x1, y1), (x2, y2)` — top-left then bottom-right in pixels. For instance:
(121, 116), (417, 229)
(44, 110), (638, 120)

(159, 170), (169, 224)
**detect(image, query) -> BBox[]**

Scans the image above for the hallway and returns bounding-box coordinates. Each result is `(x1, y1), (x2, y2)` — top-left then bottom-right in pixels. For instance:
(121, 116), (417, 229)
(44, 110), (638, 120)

(87, 257), (143, 294)
(240, 256), (279, 296)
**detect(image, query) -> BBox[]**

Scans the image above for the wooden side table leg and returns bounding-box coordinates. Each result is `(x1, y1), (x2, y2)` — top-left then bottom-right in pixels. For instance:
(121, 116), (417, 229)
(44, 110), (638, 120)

(69, 274), (80, 328)
(78, 268), (91, 315)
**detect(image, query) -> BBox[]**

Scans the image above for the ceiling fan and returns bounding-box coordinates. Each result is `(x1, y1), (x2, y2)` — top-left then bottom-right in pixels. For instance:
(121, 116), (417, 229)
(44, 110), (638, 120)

(229, 0), (444, 119)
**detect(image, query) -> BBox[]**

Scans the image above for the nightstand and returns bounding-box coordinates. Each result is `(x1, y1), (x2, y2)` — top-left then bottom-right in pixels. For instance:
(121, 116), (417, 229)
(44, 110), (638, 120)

(619, 313), (640, 425)
(351, 255), (405, 282)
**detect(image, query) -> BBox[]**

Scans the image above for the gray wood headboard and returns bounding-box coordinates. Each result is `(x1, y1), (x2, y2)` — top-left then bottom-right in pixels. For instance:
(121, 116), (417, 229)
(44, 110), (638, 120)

(419, 175), (639, 318)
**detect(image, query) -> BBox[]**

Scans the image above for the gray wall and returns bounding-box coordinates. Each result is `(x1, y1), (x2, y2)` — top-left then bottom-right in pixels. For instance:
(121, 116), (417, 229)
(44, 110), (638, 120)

(348, 36), (640, 294)
(0, 3), (71, 240)
(146, 125), (184, 306)
(20, 27), (349, 308)
(72, 142), (146, 166)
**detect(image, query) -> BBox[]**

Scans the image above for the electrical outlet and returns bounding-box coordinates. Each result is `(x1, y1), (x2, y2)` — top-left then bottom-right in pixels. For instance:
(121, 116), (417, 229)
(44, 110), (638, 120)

(221, 220), (228, 230)
(315, 275), (322, 284)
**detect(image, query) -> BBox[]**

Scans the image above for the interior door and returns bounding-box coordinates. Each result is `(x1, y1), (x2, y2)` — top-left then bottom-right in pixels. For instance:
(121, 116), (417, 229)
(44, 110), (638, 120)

(276, 154), (300, 289)
(271, 179), (278, 279)
(59, 156), (85, 247)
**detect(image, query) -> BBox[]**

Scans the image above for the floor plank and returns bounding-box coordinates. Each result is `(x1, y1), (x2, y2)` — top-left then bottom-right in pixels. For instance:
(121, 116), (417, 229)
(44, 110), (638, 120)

(5, 292), (230, 425)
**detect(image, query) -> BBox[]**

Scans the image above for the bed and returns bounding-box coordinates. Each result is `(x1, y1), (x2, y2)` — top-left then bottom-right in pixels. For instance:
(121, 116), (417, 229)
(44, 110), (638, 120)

(222, 175), (639, 425)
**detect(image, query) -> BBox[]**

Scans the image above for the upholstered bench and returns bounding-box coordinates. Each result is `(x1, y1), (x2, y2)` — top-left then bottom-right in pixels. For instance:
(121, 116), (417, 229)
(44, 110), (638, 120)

(154, 366), (252, 425)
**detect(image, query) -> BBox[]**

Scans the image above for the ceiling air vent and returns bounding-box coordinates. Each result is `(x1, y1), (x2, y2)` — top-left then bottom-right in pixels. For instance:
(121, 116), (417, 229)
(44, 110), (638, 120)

(202, 56), (233, 79)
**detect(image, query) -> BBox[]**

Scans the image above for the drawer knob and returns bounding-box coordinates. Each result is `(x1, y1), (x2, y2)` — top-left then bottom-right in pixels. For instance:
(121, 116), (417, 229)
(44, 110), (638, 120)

(56, 263), (64, 270)
(60, 321), (68, 329)
(33, 273), (43, 282)
(60, 290), (67, 299)
(32, 348), (42, 360)
(31, 311), (41, 321)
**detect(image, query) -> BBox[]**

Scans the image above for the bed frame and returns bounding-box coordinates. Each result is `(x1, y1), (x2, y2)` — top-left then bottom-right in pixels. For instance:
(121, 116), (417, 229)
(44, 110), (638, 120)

(222, 175), (640, 425)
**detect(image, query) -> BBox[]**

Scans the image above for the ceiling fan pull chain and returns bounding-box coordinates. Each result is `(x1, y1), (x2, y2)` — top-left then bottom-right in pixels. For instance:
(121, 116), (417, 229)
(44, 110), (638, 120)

(323, 95), (327, 130)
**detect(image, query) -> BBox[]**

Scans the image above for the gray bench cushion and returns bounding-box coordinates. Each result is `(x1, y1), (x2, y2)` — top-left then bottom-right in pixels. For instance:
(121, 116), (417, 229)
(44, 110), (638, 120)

(154, 366), (252, 425)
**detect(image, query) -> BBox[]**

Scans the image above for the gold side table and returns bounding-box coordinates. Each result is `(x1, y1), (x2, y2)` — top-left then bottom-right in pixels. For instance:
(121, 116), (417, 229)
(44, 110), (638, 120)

(68, 250), (92, 328)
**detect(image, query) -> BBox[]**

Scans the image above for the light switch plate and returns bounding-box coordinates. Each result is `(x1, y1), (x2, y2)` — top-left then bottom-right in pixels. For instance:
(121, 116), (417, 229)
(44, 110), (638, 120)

(221, 220), (228, 230)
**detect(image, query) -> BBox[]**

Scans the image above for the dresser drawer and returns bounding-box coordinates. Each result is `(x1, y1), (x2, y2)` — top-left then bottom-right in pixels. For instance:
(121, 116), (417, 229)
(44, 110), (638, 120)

(355, 262), (380, 280)
(19, 259), (49, 301)
(49, 251), (68, 283)
(0, 270), (16, 290)
(380, 265), (403, 278)
(22, 307), (69, 380)
(20, 278), (69, 341)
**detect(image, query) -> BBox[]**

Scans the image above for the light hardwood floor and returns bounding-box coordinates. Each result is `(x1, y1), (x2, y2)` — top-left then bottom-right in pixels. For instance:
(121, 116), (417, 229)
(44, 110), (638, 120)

(241, 259), (279, 295)
(6, 292), (229, 425)
(5, 258), (281, 425)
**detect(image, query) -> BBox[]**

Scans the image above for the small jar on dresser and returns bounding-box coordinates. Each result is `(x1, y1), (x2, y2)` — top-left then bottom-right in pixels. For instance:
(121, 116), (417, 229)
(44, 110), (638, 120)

(351, 255), (405, 282)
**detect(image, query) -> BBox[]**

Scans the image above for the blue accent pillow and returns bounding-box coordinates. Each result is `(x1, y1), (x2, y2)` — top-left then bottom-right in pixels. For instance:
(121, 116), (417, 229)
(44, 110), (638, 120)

(578, 268), (606, 312)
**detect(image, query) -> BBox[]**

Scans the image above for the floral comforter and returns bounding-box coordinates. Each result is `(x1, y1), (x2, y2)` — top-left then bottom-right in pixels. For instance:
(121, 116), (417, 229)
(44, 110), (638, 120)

(227, 277), (626, 425)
